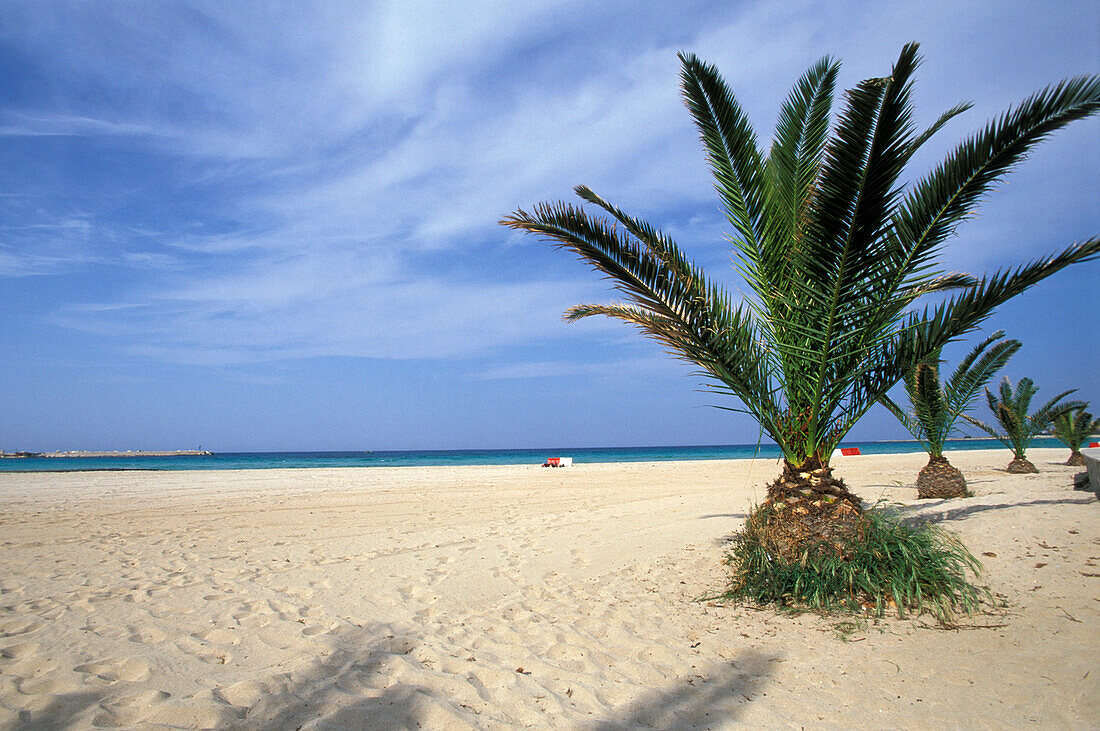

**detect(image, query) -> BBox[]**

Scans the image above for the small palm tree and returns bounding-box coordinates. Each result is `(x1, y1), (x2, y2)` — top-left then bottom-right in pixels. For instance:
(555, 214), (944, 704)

(1051, 406), (1100, 466)
(964, 377), (1084, 472)
(880, 331), (1020, 498)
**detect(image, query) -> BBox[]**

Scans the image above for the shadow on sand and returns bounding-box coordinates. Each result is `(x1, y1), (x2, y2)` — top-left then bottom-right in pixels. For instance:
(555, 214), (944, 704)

(251, 637), (778, 730)
(588, 650), (778, 730)
(12, 623), (778, 729)
(897, 496), (1095, 527)
(12, 690), (102, 730)
(231, 624), (436, 729)
(12, 625), (429, 730)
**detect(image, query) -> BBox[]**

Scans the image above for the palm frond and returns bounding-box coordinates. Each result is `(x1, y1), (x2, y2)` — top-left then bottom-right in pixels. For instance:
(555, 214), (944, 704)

(891, 237), (1100, 368)
(1028, 390), (1084, 431)
(678, 53), (767, 255)
(897, 272), (978, 298)
(1052, 408), (1100, 451)
(893, 75), (1100, 274)
(501, 202), (783, 446)
(961, 413), (1011, 450)
(764, 56), (838, 253)
(878, 392), (927, 449)
(943, 334), (1021, 414)
(914, 361), (951, 447)
(907, 101), (973, 155)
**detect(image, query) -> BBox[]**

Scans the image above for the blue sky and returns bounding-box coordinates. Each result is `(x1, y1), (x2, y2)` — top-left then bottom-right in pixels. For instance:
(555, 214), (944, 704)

(1, 1), (1097, 452)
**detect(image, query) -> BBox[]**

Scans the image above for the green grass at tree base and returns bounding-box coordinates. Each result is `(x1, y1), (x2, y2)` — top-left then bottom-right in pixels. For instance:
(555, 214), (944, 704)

(720, 504), (989, 624)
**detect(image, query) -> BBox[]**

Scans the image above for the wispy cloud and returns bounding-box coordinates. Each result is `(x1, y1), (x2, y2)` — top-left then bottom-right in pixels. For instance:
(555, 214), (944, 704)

(470, 355), (680, 381)
(52, 275), (608, 364)
(0, 112), (165, 138)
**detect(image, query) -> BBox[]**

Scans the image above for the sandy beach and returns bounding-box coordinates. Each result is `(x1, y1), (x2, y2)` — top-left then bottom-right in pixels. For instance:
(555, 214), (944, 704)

(0, 447), (1096, 729)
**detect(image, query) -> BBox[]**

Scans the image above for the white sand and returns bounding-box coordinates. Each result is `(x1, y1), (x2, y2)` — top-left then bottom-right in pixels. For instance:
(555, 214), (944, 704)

(0, 447), (1095, 729)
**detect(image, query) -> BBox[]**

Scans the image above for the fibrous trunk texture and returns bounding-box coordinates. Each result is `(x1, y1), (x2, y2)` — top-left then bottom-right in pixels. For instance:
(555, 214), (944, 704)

(1006, 456), (1038, 474)
(755, 458), (867, 562)
(1066, 450), (1086, 467)
(916, 455), (968, 499)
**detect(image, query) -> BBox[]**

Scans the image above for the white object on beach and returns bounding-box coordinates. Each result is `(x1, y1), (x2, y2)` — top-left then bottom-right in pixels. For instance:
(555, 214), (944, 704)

(543, 457), (573, 467)
(1083, 448), (1100, 495)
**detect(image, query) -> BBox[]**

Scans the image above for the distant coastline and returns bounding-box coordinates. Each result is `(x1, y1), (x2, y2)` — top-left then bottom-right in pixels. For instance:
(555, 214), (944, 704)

(0, 449), (212, 459)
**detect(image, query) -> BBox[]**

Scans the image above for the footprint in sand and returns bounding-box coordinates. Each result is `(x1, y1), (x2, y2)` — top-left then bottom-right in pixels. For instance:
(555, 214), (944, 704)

(214, 679), (265, 709)
(301, 623), (336, 637)
(280, 584), (315, 600)
(230, 600), (265, 617)
(128, 625), (167, 644)
(87, 622), (129, 640)
(0, 618), (43, 638)
(73, 656), (151, 684)
(144, 700), (235, 730)
(299, 603), (325, 619)
(193, 628), (241, 646)
(490, 565), (517, 580)
(378, 635), (417, 655)
(65, 592), (97, 612)
(0, 642), (40, 659)
(396, 584), (435, 603)
(233, 609), (272, 629)
(425, 567), (451, 585)
(17, 674), (85, 696)
(21, 598), (57, 613)
(266, 598), (300, 619)
(147, 604), (195, 619)
(174, 637), (233, 665)
(0, 579), (23, 596)
(254, 628), (312, 652)
(2, 656), (59, 679)
(92, 689), (171, 728)
(413, 606), (442, 624)
(466, 663), (517, 691)
(38, 605), (66, 621)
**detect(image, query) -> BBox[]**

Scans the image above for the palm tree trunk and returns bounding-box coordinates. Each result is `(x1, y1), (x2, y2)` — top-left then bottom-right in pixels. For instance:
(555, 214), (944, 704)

(1006, 455), (1038, 473)
(915, 455), (968, 499)
(757, 458), (867, 562)
(1066, 450), (1086, 467)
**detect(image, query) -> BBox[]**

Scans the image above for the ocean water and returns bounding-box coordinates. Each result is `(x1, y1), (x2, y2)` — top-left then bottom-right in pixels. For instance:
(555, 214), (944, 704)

(0, 437), (1067, 472)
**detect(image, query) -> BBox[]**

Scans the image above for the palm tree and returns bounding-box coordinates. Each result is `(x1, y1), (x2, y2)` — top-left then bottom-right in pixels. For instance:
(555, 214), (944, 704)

(502, 43), (1100, 559)
(963, 377), (1083, 472)
(880, 331), (1019, 498)
(1050, 406), (1099, 466)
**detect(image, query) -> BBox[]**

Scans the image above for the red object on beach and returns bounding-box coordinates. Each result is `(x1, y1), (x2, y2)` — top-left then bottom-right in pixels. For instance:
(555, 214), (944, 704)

(840, 447), (861, 456)
(1089, 442), (1099, 448)
(544, 457), (561, 467)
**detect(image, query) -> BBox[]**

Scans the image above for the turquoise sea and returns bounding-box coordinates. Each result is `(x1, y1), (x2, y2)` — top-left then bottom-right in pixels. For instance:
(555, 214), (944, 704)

(0, 437), (1067, 472)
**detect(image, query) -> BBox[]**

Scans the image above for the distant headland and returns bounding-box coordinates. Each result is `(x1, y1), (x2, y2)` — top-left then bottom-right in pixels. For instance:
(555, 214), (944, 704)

(0, 449), (213, 458)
